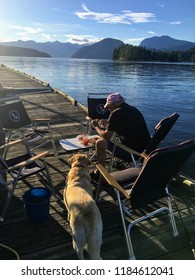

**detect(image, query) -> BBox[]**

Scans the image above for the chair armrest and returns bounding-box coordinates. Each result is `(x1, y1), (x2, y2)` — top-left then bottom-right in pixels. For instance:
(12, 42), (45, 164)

(8, 151), (49, 171)
(31, 118), (51, 122)
(0, 137), (31, 151)
(96, 164), (130, 199)
(110, 140), (147, 159)
(86, 116), (91, 121)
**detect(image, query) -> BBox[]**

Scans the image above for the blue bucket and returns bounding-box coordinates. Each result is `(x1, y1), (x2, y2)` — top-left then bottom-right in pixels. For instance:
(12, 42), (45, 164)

(23, 187), (51, 224)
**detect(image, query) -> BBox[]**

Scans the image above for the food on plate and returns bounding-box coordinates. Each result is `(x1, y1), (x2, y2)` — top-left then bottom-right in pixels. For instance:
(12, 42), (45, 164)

(76, 134), (99, 145)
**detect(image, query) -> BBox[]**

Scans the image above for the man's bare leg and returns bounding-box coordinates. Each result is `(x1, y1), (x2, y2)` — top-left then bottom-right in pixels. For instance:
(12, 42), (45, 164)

(95, 138), (108, 167)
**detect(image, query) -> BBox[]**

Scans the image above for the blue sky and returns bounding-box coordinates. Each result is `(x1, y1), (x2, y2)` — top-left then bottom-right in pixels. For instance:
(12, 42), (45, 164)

(0, 0), (194, 45)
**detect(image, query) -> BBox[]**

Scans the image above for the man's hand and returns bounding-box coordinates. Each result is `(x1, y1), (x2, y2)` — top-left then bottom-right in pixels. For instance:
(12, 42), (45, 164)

(91, 119), (108, 128)
(91, 119), (99, 128)
(99, 119), (108, 128)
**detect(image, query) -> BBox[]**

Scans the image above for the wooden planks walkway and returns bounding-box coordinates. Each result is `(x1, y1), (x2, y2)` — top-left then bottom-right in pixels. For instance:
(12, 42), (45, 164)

(0, 65), (195, 260)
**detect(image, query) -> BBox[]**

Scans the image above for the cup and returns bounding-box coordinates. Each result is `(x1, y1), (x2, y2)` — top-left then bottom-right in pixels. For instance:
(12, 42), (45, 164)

(83, 134), (89, 145)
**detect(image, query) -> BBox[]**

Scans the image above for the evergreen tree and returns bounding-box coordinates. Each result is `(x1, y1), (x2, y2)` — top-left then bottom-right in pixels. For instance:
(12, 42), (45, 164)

(112, 44), (195, 62)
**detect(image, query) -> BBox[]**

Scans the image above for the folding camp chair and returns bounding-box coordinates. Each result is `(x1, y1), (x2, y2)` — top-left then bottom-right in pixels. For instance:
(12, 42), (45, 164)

(0, 139), (57, 222)
(96, 140), (195, 259)
(109, 112), (179, 168)
(0, 98), (57, 158)
(86, 93), (110, 134)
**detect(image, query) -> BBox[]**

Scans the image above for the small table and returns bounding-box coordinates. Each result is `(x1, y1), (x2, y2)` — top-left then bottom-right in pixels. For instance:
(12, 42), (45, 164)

(59, 135), (99, 152)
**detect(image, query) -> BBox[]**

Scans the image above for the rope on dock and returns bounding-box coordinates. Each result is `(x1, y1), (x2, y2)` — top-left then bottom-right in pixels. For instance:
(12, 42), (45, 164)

(0, 243), (20, 260)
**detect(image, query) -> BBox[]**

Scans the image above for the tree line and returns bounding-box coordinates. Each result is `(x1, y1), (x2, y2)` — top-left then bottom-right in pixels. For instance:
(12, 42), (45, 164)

(113, 44), (195, 62)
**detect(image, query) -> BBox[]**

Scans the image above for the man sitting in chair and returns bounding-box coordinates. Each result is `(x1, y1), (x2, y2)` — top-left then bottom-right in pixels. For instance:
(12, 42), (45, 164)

(90, 93), (151, 180)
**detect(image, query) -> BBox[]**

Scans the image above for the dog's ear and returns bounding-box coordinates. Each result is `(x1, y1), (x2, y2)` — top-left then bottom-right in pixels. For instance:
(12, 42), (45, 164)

(68, 154), (76, 166)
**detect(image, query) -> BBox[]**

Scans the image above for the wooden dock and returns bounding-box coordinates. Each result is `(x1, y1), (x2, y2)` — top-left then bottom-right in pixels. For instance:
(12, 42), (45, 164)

(0, 64), (195, 260)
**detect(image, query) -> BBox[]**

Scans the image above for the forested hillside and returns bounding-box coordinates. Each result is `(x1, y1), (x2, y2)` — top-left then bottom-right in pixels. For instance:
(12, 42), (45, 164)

(113, 44), (195, 62)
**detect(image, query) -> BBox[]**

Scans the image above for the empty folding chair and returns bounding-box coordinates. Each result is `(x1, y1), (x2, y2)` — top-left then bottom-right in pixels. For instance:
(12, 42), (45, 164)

(96, 140), (195, 259)
(0, 98), (57, 157)
(0, 139), (57, 222)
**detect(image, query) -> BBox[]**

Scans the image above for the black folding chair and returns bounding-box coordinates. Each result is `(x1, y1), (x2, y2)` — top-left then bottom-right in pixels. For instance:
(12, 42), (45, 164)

(96, 140), (195, 259)
(110, 112), (179, 168)
(0, 98), (57, 158)
(0, 139), (57, 222)
(86, 93), (110, 134)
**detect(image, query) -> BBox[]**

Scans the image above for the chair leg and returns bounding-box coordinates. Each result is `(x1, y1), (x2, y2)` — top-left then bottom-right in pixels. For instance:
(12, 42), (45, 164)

(2, 132), (11, 159)
(47, 122), (58, 156)
(43, 160), (58, 200)
(51, 139), (58, 156)
(167, 196), (179, 237)
(89, 151), (97, 162)
(130, 154), (139, 167)
(116, 190), (136, 260)
(0, 181), (17, 222)
(108, 144), (117, 172)
(95, 176), (103, 203)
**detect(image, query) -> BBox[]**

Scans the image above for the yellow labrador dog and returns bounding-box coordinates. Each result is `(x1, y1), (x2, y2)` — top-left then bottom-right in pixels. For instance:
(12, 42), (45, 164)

(64, 153), (103, 260)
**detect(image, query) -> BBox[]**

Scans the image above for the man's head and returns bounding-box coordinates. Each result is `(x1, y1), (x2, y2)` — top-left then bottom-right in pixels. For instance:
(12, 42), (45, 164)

(104, 93), (124, 110)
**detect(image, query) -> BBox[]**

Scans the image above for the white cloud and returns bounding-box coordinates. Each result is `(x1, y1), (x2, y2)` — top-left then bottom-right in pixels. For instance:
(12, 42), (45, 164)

(82, 3), (90, 12)
(75, 5), (156, 25)
(169, 21), (182, 25)
(64, 34), (102, 45)
(125, 38), (145, 46)
(123, 11), (156, 23)
(9, 25), (42, 40)
(41, 33), (57, 41)
(10, 25), (42, 34)
(148, 31), (156, 35)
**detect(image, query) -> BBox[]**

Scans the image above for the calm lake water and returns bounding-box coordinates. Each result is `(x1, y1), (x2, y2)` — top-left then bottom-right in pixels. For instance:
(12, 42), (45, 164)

(1, 56), (195, 177)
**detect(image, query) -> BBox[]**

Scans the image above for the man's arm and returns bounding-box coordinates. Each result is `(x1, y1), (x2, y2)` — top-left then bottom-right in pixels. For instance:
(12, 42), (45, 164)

(91, 120), (113, 141)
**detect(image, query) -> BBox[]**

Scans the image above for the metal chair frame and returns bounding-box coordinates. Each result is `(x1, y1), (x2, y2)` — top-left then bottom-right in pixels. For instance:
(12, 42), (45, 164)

(0, 97), (58, 157)
(109, 112), (179, 169)
(0, 139), (57, 222)
(96, 140), (195, 259)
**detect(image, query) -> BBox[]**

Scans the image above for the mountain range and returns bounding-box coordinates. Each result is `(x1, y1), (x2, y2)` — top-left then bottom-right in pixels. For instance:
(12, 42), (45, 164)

(0, 45), (50, 57)
(140, 35), (195, 51)
(0, 36), (195, 58)
(0, 40), (84, 57)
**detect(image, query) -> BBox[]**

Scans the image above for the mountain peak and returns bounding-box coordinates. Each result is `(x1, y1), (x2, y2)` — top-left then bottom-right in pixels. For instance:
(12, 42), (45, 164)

(72, 38), (124, 59)
(140, 35), (195, 51)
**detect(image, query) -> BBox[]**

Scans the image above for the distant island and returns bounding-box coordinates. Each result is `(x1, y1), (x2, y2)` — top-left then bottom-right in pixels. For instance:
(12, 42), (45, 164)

(0, 45), (50, 57)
